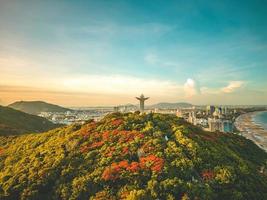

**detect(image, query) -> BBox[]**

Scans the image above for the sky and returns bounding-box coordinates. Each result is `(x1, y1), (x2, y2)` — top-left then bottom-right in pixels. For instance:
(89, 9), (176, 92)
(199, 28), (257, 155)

(0, 0), (267, 106)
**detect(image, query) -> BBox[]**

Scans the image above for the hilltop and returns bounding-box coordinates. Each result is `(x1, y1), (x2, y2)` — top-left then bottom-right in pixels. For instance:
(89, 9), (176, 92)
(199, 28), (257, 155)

(0, 112), (266, 199)
(8, 101), (71, 115)
(0, 106), (59, 136)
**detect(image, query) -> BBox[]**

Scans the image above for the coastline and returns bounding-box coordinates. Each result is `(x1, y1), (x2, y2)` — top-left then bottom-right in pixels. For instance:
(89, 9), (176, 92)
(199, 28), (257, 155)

(235, 111), (267, 152)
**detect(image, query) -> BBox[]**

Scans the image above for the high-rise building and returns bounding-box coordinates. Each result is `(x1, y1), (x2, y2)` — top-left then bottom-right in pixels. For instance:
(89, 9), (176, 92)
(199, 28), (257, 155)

(113, 106), (119, 112)
(176, 109), (183, 117)
(224, 107), (228, 115)
(188, 111), (197, 125)
(221, 107), (228, 115)
(206, 105), (215, 115)
(222, 120), (233, 133)
(213, 107), (223, 118)
(136, 94), (149, 113)
(208, 118), (233, 133)
(218, 107), (222, 115)
(208, 118), (222, 132)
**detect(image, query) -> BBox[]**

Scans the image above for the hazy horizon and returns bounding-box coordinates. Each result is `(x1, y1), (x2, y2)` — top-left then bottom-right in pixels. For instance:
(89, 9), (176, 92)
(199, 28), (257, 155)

(2, 99), (267, 108)
(1, 0), (267, 106)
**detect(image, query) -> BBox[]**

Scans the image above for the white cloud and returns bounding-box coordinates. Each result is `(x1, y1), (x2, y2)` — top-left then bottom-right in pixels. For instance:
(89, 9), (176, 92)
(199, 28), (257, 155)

(221, 81), (244, 93)
(60, 75), (184, 96)
(184, 78), (200, 98)
(1, 73), (184, 99)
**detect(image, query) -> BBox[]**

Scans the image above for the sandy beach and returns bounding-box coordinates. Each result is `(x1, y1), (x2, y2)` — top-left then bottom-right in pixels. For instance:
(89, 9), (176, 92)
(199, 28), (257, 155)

(235, 111), (267, 152)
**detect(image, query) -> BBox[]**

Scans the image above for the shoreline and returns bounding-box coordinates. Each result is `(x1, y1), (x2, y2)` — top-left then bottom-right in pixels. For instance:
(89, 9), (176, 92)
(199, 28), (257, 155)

(235, 111), (267, 152)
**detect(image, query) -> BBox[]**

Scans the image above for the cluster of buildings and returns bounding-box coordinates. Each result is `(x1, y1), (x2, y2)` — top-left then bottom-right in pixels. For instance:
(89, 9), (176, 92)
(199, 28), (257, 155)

(207, 118), (233, 133)
(133, 94), (235, 133)
(39, 94), (235, 134)
(133, 94), (234, 133)
(113, 105), (137, 113)
(206, 105), (235, 117)
(187, 111), (208, 127)
(38, 109), (112, 125)
(187, 105), (234, 133)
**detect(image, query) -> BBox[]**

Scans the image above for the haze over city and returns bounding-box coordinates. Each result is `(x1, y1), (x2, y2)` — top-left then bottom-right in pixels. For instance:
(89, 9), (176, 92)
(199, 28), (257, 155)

(0, 0), (267, 106)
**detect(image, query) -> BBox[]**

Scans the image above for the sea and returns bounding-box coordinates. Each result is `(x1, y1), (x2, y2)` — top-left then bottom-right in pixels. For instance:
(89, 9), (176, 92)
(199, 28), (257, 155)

(253, 111), (267, 130)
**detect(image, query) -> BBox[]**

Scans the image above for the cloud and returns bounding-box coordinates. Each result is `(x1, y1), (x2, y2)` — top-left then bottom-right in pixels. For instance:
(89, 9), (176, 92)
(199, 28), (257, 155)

(60, 75), (184, 97)
(221, 81), (244, 93)
(0, 74), (184, 101)
(0, 74), (185, 106)
(184, 78), (200, 98)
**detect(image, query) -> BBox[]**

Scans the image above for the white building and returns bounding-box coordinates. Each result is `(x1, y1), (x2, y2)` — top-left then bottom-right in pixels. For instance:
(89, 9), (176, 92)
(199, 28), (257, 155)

(208, 118), (233, 133)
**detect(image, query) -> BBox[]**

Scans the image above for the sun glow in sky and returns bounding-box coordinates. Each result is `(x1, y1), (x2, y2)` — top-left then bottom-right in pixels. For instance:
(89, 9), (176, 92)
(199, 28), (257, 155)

(0, 0), (267, 106)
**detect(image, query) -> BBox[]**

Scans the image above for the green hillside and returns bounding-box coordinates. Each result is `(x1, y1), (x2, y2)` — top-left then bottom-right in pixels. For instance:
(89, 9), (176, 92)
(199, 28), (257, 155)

(0, 106), (59, 136)
(8, 101), (71, 115)
(0, 112), (266, 200)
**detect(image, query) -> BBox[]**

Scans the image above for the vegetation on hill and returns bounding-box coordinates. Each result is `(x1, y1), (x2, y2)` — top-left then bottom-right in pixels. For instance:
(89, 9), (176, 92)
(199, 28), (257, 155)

(8, 101), (71, 115)
(0, 106), (59, 136)
(0, 112), (267, 200)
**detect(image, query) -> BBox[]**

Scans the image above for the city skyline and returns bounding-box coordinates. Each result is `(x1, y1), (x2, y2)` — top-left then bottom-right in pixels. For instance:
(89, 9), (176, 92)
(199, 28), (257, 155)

(1, 0), (267, 106)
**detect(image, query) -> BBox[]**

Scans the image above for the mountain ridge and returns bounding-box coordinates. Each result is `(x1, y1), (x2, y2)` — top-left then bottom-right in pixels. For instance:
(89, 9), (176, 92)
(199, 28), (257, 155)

(148, 102), (193, 109)
(0, 106), (59, 136)
(8, 101), (71, 115)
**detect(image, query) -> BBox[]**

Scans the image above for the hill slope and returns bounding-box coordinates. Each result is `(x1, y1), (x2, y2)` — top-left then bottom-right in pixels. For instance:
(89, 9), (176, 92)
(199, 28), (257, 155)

(0, 113), (266, 199)
(0, 106), (59, 136)
(8, 101), (71, 115)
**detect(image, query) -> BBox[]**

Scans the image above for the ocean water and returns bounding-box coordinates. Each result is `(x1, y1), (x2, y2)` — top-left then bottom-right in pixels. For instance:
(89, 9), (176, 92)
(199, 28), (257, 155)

(253, 111), (267, 130)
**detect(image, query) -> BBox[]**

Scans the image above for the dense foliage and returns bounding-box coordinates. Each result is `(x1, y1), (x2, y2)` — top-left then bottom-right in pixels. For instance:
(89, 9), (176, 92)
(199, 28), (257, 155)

(0, 112), (267, 199)
(8, 101), (71, 115)
(0, 106), (59, 135)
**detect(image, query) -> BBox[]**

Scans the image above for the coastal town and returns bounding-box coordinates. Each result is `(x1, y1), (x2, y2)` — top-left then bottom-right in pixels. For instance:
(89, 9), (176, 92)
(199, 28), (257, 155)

(38, 99), (267, 154)
(38, 94), (267, 138)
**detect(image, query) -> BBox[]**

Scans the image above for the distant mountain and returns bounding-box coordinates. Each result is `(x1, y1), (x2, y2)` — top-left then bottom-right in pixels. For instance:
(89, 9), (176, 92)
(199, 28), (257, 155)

(8, 101), (71, 115)
(0, 106), (59, 136)
(149, 102), (193, 109)
(117, 103), (137, 109)
(118, 103), (137, 107)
